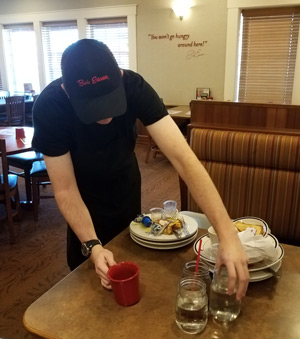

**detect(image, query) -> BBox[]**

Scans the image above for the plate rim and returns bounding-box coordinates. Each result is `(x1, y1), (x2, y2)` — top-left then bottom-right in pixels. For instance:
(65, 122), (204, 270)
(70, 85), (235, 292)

(130, 232), (198, 250)
(130, 231), (197, 246)
(205, 259), (282, 282)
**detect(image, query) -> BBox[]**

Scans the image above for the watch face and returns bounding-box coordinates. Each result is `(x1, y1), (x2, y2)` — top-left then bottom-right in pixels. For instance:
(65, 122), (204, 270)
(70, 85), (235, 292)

(81, 240), (101, 257)
(81, 243), (90, 257)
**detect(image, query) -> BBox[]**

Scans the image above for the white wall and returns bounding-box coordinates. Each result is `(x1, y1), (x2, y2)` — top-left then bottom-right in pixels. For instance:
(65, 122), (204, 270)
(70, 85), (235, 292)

(0, 0), (229, 105)
(0, 0), (299, 105)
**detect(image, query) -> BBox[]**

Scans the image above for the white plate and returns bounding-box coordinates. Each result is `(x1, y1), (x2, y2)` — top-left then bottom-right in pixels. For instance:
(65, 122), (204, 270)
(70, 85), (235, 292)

(130, 232), (198, 250)
(205, 260), (282, 282)
(193, 234), (284, 272)
(129, 214), (198, 242)
(130, 231), (196, 246)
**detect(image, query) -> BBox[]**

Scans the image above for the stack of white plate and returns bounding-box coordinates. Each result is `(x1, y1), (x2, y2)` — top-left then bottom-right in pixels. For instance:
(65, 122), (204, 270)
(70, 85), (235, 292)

(193, 233), (284, 282)
(129, 214), (199, 250)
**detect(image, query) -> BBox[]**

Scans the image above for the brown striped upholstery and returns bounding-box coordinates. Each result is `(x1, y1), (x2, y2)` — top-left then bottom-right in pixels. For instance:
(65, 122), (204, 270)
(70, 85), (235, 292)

(182, 126), (300, 245)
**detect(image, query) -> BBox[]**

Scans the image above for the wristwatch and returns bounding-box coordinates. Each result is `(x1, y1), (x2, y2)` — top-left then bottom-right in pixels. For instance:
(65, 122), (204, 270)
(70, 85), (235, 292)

(81, 239), (102, 257)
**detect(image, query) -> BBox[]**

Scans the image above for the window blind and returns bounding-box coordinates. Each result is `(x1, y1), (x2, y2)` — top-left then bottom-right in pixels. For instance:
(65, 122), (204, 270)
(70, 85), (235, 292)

(0, 72), (2, 90)
(41, 21), (78, 84)
(2, 24), (40, 94)
(238, 7), (300, 104)
(86, 17), (129, 69)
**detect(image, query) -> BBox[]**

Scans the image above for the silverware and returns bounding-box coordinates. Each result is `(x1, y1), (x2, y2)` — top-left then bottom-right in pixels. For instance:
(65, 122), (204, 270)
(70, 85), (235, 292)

(179, 215), (190, 236)
(173, 228), (183, 239)
(264, 267), (280, 278)
(156, 221), (169, 236)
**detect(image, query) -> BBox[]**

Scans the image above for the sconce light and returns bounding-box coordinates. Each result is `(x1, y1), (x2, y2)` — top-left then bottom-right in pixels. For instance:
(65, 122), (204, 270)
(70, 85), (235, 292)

(172, 0), (192, 21)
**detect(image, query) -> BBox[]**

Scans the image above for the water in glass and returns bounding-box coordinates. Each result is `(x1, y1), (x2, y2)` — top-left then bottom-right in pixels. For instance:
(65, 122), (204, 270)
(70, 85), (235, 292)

(209, 266), (241, 322)
(182, 260), (211, 291)
(175, 278), (208, 334)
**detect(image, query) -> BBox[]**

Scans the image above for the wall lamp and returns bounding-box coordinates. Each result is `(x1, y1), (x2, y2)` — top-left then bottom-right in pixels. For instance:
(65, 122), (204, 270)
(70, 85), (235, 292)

(172, 0), (193, 21)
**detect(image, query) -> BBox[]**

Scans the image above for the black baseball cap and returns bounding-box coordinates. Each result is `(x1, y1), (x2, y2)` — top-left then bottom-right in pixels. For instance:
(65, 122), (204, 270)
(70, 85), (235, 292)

(61, 39), (127, 124)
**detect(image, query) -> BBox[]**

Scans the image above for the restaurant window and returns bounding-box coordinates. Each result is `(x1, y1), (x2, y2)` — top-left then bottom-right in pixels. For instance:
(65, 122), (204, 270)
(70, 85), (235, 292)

(2, 24), (40, 94)
(41, 21), (78, 85)
(238, 7), (300, 104)
(86, 17), (129, 69)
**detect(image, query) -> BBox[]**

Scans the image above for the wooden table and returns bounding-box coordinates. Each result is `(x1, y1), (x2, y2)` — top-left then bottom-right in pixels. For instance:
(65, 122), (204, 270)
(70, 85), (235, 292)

(23, 224), (300, 339)
(167, 105), (191, 119)
(137, 105), (191, 144)
(168, 105), (190, 137)
(0, 126), (33, 154)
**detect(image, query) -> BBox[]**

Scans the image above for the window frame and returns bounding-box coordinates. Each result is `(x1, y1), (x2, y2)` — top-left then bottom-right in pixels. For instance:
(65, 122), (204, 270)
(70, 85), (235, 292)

(225, 0), (300, 105)
(86, 17), (129, 69)
(2, 23), (40, 94)
(0, 5), (137, 92)
(41, 21), (79, 84)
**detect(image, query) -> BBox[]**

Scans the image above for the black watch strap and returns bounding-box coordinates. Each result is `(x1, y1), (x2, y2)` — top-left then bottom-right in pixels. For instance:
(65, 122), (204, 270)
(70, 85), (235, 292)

(81, 239), (102, 257)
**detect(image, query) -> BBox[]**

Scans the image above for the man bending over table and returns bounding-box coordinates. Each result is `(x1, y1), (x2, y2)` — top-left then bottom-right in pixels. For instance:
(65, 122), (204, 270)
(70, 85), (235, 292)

(32, 39), (249, 300)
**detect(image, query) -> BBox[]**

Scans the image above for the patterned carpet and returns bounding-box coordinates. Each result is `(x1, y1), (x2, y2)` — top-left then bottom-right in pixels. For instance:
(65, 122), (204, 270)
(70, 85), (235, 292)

(0, 143), (180, 339)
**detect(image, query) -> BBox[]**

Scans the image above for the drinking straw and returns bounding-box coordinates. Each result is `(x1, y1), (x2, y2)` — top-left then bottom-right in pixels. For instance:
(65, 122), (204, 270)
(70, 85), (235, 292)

(195, 239), (202, 272)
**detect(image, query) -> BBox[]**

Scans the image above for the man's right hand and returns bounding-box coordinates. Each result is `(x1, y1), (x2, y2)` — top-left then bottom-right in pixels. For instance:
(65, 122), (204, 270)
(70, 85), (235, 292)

(90, 245), (116, 289)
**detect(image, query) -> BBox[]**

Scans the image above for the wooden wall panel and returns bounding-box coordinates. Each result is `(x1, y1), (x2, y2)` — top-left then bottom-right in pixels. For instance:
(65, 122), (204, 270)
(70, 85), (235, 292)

(190, 100), (300, 130)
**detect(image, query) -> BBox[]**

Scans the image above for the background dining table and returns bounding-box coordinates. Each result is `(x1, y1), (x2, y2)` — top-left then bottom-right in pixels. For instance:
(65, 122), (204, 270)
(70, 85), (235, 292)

(23, 217), (300, 339)
(0, 126), (33, 154)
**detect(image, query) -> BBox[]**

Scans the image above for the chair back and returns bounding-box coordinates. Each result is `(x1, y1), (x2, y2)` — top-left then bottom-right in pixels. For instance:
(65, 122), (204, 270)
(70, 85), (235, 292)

(0, 138), (10, 196)
(0, 90), (10, 101)
(5, 96), (25, 126)
(0, 137), (22, 243)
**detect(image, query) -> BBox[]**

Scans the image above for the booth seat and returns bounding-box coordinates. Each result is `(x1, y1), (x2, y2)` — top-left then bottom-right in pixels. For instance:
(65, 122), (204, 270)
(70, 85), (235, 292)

(180, 124), (300, 245)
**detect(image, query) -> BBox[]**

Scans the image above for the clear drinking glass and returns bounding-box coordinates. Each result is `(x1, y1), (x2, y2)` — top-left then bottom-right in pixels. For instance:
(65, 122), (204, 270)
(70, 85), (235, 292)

(209, 266), (241, 323)
(163, 200), (178, 219)
(175, 277), (208, 334)
(182, 260), (211, 291)
(149, 207), (163, 223)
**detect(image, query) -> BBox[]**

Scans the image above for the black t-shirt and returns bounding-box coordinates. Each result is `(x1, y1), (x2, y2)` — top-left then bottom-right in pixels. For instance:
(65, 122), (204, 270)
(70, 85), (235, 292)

(32, 70), (168, 219)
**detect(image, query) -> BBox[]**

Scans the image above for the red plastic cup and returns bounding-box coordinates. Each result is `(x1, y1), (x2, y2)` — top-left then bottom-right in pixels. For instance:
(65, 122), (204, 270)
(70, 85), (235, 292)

(107, 261), (140, 306)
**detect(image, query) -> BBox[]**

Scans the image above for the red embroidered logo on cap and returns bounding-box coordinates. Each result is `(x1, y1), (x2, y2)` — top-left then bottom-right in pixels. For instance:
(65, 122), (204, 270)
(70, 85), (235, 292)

(77, 75), (110, 87)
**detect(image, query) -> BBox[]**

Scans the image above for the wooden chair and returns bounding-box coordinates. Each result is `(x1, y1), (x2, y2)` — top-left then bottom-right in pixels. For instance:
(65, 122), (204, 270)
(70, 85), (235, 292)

(0, 90), (10, 100)
(0, 96), (25, 126)
(25, 94), (38, 126)
(7, 151), (44, 205)
(5, 95), (42, 205)
(145, 135), (163, 163)
(30, 160), (53, 221)
(0, 91), (10, 122)
(0, 138), (22, 244)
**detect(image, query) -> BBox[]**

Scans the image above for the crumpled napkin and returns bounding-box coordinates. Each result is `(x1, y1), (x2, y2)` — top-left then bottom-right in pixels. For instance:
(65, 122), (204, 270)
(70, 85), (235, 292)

(211, 228), (278, 264)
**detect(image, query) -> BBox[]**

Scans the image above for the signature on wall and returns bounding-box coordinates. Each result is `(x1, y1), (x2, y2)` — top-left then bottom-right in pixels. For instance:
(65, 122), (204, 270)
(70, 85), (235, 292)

(186, 49), (205, 59)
